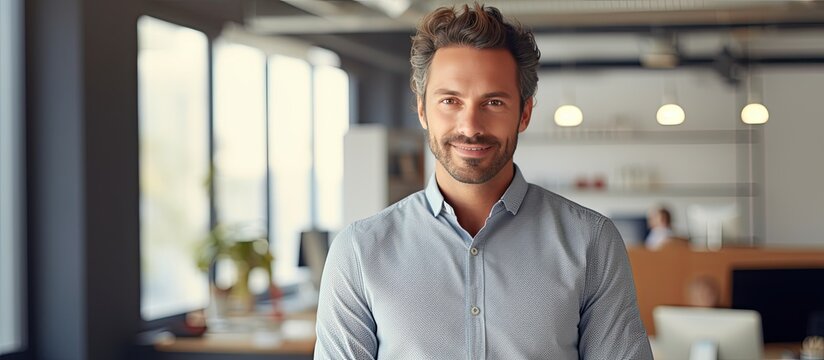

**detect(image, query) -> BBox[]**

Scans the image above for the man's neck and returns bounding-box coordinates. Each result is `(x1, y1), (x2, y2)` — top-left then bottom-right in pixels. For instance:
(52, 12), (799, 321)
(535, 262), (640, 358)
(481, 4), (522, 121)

(435, 163), (515, 237)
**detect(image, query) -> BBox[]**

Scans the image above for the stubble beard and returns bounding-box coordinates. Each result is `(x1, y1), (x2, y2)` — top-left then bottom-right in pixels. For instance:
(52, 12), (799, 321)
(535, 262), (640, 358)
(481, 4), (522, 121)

(426, 125), (519, 185)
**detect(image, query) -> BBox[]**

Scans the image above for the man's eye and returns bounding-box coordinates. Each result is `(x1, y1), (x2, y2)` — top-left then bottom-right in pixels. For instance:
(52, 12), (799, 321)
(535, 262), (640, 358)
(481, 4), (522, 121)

(486, 99), (504, 106)
(440, 98), (458, 105)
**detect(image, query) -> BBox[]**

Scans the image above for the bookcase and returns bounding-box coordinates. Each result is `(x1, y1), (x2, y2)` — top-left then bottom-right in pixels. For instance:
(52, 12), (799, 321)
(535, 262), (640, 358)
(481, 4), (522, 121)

(514, 128), (764, 246)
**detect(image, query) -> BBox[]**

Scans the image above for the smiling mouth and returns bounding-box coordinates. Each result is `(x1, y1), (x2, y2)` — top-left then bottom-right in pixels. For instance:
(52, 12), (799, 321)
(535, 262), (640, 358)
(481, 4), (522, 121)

(449, 143), (495, 159)
(452, 144), (492, 152)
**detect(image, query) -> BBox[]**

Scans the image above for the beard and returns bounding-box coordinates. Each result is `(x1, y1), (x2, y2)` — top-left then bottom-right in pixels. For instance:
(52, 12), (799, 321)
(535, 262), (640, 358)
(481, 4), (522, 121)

(426, 127), (518, 184)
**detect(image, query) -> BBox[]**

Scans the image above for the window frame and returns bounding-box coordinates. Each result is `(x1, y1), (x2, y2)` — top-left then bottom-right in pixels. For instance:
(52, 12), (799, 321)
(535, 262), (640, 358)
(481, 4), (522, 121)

(0, 0), (27, 356)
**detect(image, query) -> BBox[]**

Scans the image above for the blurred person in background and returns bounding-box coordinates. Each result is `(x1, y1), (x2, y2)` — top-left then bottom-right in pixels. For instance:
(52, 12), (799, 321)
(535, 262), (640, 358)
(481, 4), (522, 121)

(685, 276), (721, 308)
(646, 206), (676, 250)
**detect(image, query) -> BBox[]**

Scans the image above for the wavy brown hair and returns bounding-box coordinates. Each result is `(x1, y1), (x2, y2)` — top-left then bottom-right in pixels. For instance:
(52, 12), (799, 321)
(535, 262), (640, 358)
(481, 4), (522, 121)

(410, 3), (540, 111)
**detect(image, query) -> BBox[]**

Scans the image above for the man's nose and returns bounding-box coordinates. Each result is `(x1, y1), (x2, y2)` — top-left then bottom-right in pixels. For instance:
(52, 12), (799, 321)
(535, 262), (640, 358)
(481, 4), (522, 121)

(455, 105), (484, 138)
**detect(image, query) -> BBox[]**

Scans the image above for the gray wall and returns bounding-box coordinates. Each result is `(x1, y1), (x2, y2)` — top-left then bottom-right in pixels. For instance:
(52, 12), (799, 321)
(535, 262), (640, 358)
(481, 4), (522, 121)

(762, 66), (824, 247)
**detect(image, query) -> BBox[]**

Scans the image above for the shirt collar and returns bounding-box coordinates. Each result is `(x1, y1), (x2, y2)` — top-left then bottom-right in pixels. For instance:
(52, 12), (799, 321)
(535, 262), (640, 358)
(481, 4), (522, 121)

(424, 164), (529, 217)
(424, 173), (446, 216)
(501, 165), (528, 215)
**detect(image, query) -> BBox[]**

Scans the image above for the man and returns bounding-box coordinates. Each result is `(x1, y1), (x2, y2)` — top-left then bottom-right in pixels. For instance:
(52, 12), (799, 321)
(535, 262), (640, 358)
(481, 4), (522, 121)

(645, 206), (675, 250)
(315, 4), (652, 359)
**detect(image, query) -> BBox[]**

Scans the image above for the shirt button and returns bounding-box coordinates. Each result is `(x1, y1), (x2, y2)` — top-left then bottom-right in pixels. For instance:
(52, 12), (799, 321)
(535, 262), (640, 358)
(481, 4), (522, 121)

(470, 306), (481, 316)
(470, 247), (479, 256)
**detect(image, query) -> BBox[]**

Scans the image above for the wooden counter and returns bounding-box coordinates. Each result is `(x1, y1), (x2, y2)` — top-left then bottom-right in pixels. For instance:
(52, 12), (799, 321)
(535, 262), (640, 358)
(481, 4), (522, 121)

(627, 245), (824, 336)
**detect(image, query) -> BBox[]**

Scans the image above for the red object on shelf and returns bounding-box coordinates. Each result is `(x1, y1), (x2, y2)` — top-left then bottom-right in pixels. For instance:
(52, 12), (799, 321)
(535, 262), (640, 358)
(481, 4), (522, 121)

(593, 176), (606, 190)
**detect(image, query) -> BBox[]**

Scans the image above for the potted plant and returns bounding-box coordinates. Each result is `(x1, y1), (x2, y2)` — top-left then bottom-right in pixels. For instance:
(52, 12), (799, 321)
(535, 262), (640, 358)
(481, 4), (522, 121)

(195, 224), (283, 320)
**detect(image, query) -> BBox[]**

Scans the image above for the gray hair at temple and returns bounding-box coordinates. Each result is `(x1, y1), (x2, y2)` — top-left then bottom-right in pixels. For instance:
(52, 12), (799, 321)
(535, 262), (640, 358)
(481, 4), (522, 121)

(409, 3), (541, 112)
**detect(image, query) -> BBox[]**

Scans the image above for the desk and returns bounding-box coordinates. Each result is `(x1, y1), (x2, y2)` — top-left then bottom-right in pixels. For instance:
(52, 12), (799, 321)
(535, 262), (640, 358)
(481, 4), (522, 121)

(764, 343), (802, 359)
(150, 310), (316, 360)
(651, 338), (800, 360)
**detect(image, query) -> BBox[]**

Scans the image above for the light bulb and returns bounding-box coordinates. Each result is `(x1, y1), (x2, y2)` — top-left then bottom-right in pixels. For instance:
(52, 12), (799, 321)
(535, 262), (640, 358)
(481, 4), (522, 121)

(656, 103), (685, 125)
(554, 105), (583, 127)
(741, 103), (769, 125)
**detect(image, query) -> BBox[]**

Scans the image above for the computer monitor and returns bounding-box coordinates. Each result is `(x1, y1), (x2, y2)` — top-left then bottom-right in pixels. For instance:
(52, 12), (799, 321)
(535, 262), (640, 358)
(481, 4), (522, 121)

(654, 306), (763, 360)
(297, 230), (330, 290)
(732, 268), (824, 343)
(611, 215), (649, 247)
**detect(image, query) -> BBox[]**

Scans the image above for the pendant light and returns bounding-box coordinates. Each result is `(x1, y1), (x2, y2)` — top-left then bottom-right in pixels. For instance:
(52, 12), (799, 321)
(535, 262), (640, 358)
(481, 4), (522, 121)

(657, 81), (684, 126)
(554, 105), (583, 127)
(741, 71), (769, 125)
(554, 86), (583, 127)
(740, 35), (768, 125)
(741, 103), (768, 125)
(657, 104), (685, 126)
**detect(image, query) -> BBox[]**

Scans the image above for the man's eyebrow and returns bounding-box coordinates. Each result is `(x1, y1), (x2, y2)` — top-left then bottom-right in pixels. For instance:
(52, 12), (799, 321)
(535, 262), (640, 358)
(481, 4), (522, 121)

(432, 88), (461, 96)
(482, 91), (513, 99)
(431, 89), (514, 98)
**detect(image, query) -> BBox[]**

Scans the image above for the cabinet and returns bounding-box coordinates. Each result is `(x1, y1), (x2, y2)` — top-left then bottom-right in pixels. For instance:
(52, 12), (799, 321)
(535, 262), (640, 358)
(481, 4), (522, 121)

(342, 125), (425, 226)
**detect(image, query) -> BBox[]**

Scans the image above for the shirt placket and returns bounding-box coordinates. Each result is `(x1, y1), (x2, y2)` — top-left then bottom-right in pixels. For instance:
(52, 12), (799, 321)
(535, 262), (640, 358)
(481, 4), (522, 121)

(443, 203), (493, 360)
(467, 234), (486, 360)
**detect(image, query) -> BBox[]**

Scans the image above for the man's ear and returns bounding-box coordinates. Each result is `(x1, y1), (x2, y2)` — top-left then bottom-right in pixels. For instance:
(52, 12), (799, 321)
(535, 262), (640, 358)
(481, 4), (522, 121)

(518, 97), (534, 133)
(417, 96), (427, 130)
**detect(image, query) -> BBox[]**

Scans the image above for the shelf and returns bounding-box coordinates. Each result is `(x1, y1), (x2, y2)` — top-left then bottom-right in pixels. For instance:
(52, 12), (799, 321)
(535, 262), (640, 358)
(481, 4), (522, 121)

(522, 129), (761, 145)
(545, 183), (758, 197)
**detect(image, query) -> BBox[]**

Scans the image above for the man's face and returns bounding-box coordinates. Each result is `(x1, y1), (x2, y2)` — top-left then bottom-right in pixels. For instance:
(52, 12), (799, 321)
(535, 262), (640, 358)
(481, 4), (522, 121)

(418, 46), (532, 184)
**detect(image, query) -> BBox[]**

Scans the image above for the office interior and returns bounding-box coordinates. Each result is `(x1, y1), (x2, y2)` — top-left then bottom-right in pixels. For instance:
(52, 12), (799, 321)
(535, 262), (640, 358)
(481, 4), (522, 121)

(2, 0), (824, 359)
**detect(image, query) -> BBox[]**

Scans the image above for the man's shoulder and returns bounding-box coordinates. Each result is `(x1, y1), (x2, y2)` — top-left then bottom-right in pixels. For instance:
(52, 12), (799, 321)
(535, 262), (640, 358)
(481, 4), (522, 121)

(524, 182), (609, 227)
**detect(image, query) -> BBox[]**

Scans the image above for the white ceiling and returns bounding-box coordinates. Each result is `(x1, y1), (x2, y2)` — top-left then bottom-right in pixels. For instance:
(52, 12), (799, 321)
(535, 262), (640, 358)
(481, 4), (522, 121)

(246, 0), (824, 34)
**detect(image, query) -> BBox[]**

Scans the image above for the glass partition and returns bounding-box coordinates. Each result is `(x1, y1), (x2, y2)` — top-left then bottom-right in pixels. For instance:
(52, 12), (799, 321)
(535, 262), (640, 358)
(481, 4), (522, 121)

(138, 16), (210, 320)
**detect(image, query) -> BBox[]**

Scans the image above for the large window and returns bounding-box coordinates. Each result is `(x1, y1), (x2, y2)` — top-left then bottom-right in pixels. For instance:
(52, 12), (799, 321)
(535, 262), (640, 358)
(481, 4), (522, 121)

(268, 56), (350, 282)
(208, 48), (350, 283)
(0, 0), (25, 354)
(137, 16), (210, 320)
(213, 42), (268, 233)
(137, 19), (350, 320)
(268, 55), (313, 280)
(313, 65), (350, 232)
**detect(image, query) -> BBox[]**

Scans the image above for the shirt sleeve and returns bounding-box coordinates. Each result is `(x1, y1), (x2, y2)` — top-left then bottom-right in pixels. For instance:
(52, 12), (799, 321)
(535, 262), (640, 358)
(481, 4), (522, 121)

(314, 226), (379, 360)
(578, 218), (654, 360)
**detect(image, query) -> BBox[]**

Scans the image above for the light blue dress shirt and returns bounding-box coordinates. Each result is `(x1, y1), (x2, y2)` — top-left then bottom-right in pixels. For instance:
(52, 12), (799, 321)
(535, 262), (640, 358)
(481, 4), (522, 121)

(315, 166), (653, 359)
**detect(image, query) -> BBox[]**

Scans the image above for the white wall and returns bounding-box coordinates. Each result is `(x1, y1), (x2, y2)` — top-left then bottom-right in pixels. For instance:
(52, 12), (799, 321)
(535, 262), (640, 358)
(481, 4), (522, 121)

(510, 66), (824, 247)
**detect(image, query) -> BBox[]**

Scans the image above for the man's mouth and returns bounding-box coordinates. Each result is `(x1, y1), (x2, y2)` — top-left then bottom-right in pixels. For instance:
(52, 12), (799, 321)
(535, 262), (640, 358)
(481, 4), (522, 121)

(452, 144), (492, 151)
(449, 143), (494, 158)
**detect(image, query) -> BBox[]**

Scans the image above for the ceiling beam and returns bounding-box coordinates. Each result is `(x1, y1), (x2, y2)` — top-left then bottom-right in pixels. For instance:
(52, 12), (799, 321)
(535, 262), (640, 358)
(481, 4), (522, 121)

(303, 34), (410, 73)
(248, 15), (416, 34)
